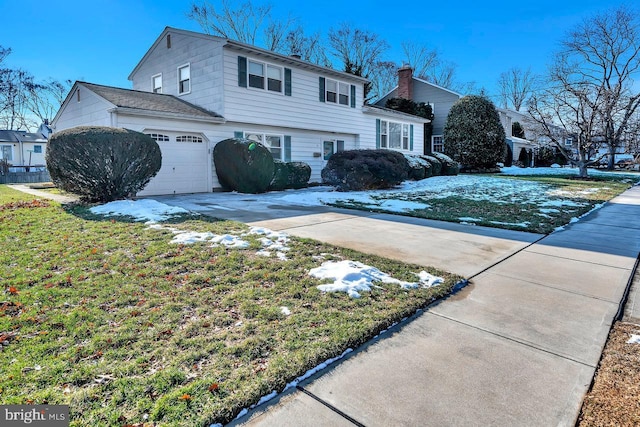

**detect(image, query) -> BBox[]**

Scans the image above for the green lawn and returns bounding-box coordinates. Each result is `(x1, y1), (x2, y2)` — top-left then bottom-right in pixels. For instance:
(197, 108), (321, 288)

(0, 185), (460, 426)
(328, 174), (636, 234)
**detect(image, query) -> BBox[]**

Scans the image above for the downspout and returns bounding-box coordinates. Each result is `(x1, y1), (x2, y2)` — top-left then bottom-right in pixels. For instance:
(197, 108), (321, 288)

(14, 132), (24, 165)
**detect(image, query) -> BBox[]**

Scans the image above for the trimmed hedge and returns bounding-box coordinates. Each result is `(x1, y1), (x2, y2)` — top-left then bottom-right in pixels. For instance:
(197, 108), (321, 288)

(321, 149), (409, 191)
(46, 126), (161, 202)
(269, 161), (311, 191)
(431, 152), (460, 176)
(422, 155), (442, 176)
(213, 138), (275, 193)
(404, 154), (433, 180)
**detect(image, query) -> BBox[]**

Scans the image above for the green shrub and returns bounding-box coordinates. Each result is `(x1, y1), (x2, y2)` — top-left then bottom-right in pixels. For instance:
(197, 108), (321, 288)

(321, 149), (409, 191)
(404, 154), (432, 180)
(269, 161), (311, 191)
(518, 147), (530, 167)
(443, 95), (506, 170)
(213, 138), (275, 193)
(46, 126), (161, 202)
(430, 152), (460, 175)
(504, 144), (513, 167)
(422, 155), (442, 176)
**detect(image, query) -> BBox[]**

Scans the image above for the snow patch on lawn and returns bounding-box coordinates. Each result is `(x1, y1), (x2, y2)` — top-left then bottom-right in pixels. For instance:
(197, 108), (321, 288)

(309, 260), (443, 298)
(627, 334), (640, 344)
(89, 199), (189, 222)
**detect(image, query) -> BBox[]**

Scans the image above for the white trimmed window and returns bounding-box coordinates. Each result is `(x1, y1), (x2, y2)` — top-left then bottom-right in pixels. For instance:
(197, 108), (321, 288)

(178, 64), (190, 95)
(432, 135), (444, 153)
(245, 132), (282, 159)
(402, 124), (410, 150)
(152, 73), (162, 93)
(247, 60), (283, 93)
(380, 120), (388, 148)
(565, 137), (573, 147)
(146, 133), (170, 142)
(33, 145), (42, 154)
(325, 78), (350, 105)
(1, 145), (12, 161)
(176, 135), (203, 143)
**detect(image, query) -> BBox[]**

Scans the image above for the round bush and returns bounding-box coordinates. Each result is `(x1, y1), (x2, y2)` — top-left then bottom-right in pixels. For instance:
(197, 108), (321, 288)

(422, 155), (442, 176)
(321, 149), (409, 191)
(431, 152), (460, 175)
(443, 95), (506, 170)
(269, 160), (289, 191)
(214, 138), (275, 193)
(46, 126), (161, 202)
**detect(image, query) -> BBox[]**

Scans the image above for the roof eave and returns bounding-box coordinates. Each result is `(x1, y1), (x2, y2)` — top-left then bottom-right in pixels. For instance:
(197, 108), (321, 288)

(362, 105), (430, 123)
(109, 107), (226, 124)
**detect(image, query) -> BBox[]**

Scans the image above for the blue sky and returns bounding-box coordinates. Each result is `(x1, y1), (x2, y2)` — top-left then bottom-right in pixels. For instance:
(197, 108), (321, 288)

(0, 0), (624, 102)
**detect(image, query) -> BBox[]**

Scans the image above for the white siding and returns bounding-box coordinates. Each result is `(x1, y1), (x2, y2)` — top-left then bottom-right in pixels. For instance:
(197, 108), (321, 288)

(222, 49), (366, 134)
(130, 31), (226, 116)
(53, 86), (114, 131)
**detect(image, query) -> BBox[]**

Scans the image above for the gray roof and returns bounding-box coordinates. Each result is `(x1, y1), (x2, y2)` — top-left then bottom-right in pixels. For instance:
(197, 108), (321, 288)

(0, 130), (48, 142)
(80, 82), (224, 120)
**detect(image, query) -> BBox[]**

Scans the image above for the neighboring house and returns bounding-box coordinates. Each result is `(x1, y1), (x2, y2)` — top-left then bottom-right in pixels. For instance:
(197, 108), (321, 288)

(52, 27), (428, 196)
(374, 66), (462, 154)
(496, 108), (539, 163)
(0, 129), (48, 169)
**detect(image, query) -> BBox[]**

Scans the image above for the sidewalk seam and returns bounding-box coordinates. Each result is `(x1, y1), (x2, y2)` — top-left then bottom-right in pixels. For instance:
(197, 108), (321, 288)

(296, 386), (366, 427)
(427, 312), (596, 368)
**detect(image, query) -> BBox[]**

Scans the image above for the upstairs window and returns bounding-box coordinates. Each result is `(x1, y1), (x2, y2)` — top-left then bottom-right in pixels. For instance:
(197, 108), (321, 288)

(33, 145), (43, 154)
(152, 74), (162, 93)
(323, 78), (351, 106)
(248, 61), (265, 89)
(178, 64), (190, 94)
(247, 60), (283, 93)
(565, 137), (573, 146)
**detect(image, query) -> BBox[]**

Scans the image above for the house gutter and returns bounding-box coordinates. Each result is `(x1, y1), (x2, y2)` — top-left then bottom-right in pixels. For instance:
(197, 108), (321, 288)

(107, 107), (226, 124)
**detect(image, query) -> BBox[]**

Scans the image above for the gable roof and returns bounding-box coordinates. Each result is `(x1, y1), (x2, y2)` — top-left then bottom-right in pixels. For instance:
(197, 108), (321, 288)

(53, 82), (225, 125)
(362, 105), (430, 123)
(0, 130), (48, 143)
(375, 76), (463, 104)
(129, 27), (369, 84)
(81, 82), (223, 120)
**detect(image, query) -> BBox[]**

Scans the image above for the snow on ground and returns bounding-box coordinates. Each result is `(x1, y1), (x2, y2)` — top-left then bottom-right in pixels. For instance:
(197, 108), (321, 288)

(89, 199), (189, 222)
(627, 334), (640, 344)
(309, 260), (443, 298)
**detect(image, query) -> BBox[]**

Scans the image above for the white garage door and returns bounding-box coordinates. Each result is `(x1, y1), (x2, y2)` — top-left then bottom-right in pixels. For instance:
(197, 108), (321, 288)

(138, 133), (210, 196)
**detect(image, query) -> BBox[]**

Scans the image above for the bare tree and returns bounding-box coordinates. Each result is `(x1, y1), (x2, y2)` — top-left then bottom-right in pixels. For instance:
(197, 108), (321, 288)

(27, 79), (72, 124)
(401, 41), (438, 78)
(188, 0), (296, 52)
(328, 23), (389, 101)
(561, 6), (640, 169)
(498, 67), (537, 111)
(528, 55), (606, 177)
(284, 27), (330, 66)
(0, 67), (39, 130)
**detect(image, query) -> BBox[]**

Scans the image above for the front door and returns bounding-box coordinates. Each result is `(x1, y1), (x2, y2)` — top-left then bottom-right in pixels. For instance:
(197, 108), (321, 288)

(323, 140), (335, 166)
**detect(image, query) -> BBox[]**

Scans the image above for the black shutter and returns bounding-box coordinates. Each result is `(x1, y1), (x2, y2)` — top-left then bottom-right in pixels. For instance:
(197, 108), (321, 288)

(238, 56), (247, 88)
(319, 77), (325, 102)
(284, 68), (292, 96)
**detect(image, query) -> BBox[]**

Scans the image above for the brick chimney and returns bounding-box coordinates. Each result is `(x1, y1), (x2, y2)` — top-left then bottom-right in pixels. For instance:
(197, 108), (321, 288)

(397, 64), (413, 100)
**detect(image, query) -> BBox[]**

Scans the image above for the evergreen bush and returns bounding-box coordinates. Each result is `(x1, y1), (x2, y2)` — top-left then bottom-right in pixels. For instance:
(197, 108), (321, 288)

(422, 155), (442, 176)
(443, 95), (506, 170)
(321, 149), (409, 191)
(213, 138), (275, 193)
(46, 126), (161, 202)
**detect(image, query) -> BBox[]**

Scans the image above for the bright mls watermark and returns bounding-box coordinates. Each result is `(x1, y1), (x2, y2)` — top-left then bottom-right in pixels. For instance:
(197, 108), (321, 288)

(1, 405), (69, 426)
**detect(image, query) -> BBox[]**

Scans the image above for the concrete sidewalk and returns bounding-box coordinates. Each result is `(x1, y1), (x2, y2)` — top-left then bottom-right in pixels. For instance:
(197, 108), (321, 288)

(228, 186), (640, 426)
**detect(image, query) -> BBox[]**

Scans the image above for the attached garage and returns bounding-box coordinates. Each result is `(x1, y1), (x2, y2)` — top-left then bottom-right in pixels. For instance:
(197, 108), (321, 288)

(138, 131), (211, 196)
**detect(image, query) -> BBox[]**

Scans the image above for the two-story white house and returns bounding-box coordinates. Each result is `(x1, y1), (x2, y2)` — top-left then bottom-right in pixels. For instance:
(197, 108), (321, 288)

(52, 27), (428, 196)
